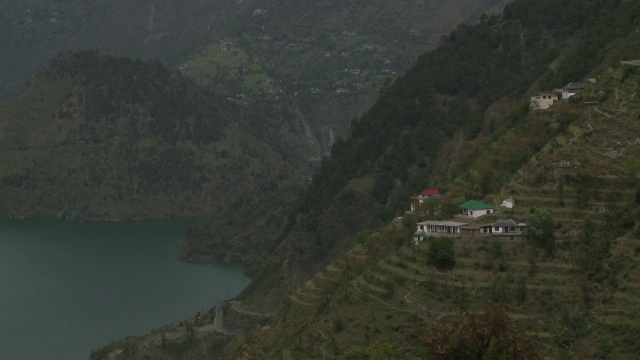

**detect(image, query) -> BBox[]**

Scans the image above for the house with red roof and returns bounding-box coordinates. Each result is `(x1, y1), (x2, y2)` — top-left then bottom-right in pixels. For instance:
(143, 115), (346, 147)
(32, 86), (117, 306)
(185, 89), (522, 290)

(410, 188), (441, 211)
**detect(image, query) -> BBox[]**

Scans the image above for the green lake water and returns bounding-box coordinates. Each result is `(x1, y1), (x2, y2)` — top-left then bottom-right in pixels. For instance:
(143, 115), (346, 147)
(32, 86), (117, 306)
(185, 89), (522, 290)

(0, 218), (250, 360)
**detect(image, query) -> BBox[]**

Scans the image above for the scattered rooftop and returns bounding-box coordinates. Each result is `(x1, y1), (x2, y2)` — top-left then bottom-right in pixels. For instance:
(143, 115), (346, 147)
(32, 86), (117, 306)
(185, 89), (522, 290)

(418, 188), (440, 197)
(459, 200), (493, 210)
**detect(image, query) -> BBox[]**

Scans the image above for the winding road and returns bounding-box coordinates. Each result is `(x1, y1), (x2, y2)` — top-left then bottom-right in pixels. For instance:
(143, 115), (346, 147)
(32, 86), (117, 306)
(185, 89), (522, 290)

(212, 300), (277, 335)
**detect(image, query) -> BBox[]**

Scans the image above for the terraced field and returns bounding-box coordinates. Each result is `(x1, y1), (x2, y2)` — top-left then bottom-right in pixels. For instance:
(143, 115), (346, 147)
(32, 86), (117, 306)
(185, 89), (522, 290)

(224, 210), (640, 359)
(224, 61), (640, 360)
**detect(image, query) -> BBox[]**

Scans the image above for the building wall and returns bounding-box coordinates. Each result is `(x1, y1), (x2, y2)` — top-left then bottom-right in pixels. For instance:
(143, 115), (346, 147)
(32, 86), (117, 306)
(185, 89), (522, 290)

(562, 90), (580, 100)
(530, 94), (558, 109)
(464, 208), (493, 218)
(493, 226), (516, 234)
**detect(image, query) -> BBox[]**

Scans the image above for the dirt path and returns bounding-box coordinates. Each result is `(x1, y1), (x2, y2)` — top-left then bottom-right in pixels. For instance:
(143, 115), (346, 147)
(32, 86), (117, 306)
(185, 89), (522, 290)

(229, 300), (277, 317)
(318, 331), (331, 360)
(354, 281), (450, 320)
(211, 300), (277, 335)
(289, 294), (315, 306)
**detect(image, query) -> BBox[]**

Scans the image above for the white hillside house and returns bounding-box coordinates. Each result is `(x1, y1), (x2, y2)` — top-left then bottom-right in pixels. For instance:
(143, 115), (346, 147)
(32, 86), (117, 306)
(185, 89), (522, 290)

(530, 91), (559, 109)
(500, 198), (515, 209)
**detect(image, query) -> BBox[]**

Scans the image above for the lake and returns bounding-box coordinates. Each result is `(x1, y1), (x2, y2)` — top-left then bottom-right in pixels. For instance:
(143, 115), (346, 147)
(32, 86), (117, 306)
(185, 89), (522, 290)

(0, 218), (250, 360)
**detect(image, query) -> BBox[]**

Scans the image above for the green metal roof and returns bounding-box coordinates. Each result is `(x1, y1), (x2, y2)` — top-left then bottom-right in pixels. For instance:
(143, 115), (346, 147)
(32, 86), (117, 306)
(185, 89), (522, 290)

(459, 200), (493, 210)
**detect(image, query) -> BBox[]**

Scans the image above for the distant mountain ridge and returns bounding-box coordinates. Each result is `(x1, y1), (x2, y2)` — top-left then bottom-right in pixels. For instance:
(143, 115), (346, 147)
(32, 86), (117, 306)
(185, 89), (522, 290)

(0, 0), (229, 103)
(0, 0), (513, 156)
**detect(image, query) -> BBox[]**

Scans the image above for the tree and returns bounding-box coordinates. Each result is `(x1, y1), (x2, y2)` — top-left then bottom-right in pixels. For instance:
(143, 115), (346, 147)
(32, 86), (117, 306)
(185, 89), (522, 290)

(415, 199), (459, 220)
(428, 237), (455, 270)
(417, 305), (543, 360)
(402, 213), (418, 242)
(526, 209), (556, 257)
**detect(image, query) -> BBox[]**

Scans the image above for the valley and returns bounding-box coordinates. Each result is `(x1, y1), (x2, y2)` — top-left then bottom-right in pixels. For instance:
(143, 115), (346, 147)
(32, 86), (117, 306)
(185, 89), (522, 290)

(1, 0), (640, 359)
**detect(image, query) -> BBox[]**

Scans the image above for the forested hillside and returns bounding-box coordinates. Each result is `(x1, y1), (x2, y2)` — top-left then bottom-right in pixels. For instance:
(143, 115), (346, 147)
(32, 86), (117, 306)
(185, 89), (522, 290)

(90, 0), (640, 359)
(0, 0), (515, 258)
(0, 49), (306, 219)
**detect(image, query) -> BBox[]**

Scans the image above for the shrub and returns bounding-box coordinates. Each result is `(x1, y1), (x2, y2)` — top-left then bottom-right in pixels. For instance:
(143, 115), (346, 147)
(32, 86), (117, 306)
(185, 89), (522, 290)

(427, 237), (456, 270)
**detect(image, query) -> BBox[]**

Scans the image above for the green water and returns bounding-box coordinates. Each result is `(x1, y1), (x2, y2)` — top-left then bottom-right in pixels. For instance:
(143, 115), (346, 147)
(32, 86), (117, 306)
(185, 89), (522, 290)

(0, 218), (250, 360)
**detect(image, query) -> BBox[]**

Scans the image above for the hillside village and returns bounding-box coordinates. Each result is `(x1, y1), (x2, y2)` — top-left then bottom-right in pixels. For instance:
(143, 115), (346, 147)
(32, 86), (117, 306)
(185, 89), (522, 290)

(401, 77), (606, 244)
(407, 76), (603, 244)
(410, 188), (525, 243)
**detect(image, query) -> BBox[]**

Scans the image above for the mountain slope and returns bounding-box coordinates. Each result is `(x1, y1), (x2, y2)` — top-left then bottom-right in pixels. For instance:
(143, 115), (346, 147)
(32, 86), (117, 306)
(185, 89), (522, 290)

(179, 0), (512, 156)
(89, 0), (640, 359)
(0, 49), (306, 219)
(220, 4), (640, 359)
(232, 0), (640, 310)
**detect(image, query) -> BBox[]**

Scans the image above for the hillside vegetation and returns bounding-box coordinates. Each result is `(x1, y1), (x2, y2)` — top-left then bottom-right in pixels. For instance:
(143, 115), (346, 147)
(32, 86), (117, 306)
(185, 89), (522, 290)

(221, 19), (640, 359)
(91, 0), (640, 359)
(0, 49), (306, 220)
(0, 0), (514, 263)
(231, 0), (640, 309)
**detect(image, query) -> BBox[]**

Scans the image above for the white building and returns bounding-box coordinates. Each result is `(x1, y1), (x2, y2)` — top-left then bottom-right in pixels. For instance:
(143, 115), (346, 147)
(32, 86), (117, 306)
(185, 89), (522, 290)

(530, 91), (559, 109)
(500, 198), (515, 209)
(414, 220), (468, 242)
(562, 82), (585, 100)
